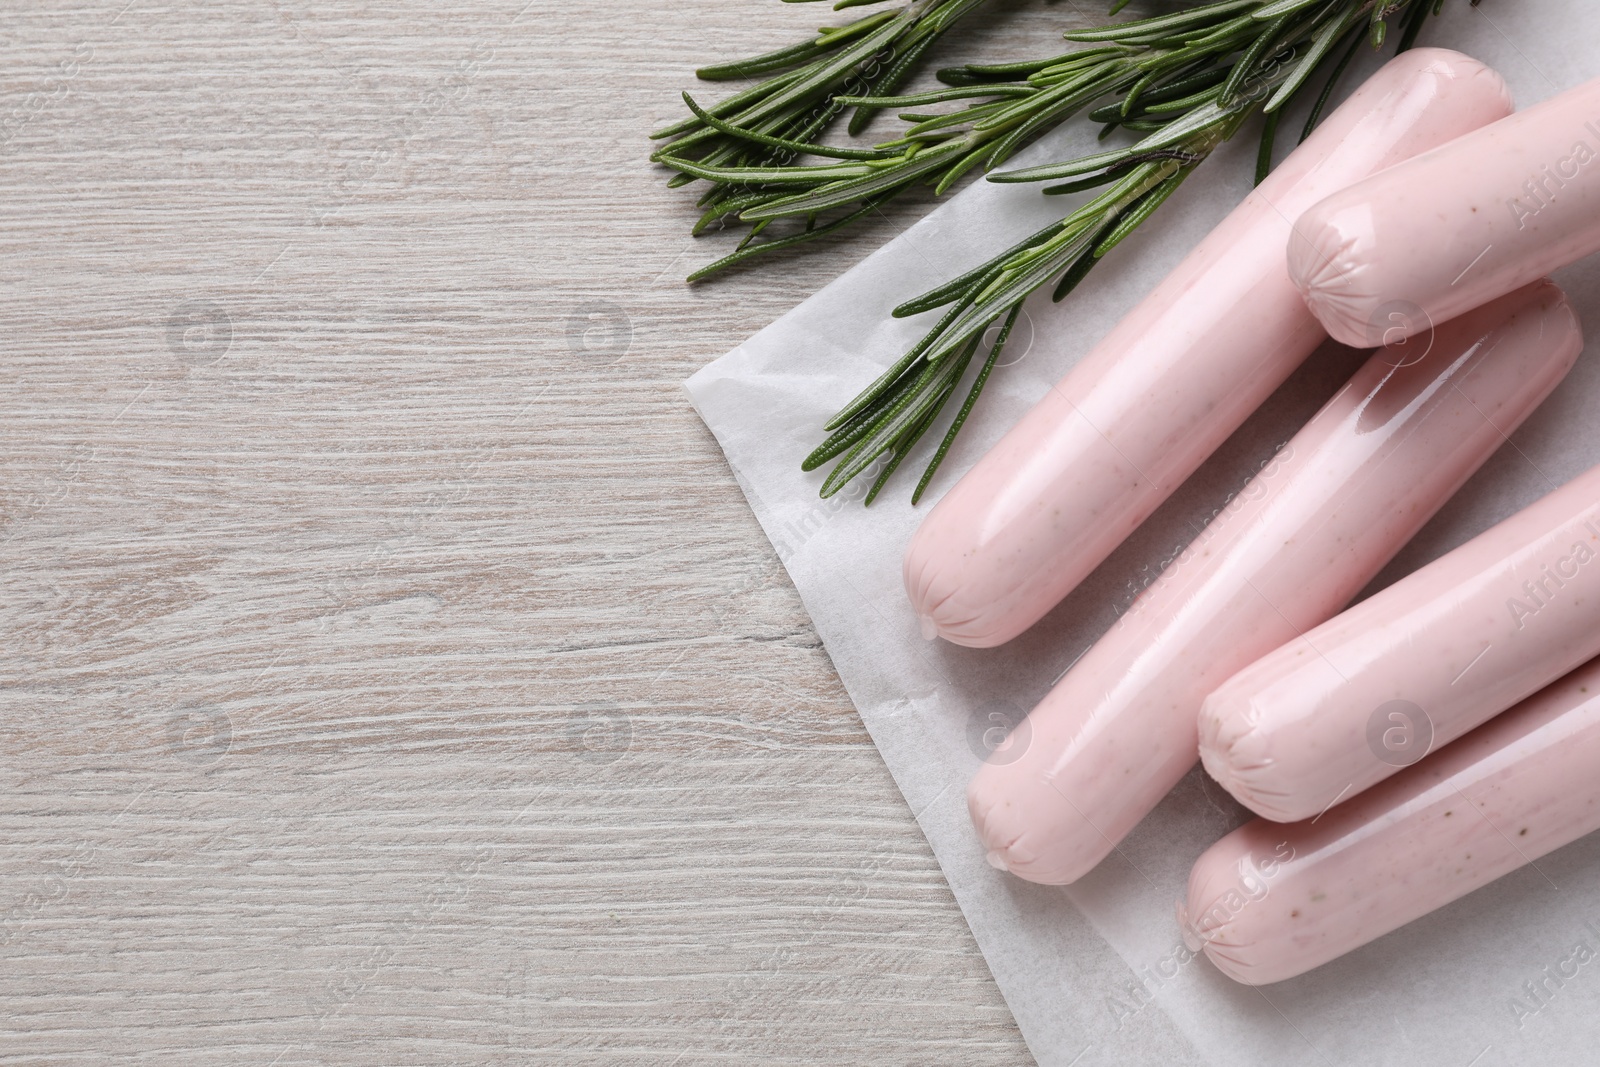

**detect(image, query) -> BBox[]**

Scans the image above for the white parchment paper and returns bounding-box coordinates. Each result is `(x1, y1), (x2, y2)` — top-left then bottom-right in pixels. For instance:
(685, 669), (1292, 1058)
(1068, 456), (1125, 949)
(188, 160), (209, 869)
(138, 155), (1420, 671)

(686, 5), (1600, 1063)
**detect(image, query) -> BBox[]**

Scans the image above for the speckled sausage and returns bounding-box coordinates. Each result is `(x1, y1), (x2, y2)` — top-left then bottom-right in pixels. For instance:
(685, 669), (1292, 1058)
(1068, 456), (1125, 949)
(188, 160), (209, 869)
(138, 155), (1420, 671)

(969, 281), (1580, 885)
(1290, 74), (1600, 349)
(904, 49), (1514, 648)
(1181, 656), (1600, 986)
(1200, 456), (1600, 825)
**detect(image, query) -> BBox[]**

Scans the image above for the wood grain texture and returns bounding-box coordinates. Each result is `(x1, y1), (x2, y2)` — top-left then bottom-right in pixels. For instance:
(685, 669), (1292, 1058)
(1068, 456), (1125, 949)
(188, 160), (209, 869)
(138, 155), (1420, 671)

(0, 1), (1118, 1063)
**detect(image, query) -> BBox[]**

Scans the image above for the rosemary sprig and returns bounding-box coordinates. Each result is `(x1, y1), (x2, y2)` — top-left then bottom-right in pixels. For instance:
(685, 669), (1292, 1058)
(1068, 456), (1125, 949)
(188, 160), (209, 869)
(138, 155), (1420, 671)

(650, 0), (990, 278)
(656, 1), (1446, 284)
(793, 0), (1471, 502)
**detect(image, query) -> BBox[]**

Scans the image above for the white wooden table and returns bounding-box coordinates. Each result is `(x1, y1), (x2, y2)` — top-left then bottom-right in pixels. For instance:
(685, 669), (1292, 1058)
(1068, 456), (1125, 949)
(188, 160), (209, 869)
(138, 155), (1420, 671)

(0, 1), (1108, 1062)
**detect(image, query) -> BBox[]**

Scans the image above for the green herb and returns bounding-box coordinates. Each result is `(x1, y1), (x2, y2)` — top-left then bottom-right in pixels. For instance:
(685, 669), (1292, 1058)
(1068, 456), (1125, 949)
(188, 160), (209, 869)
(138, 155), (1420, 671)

(650, 0), (990, 279)
(790, 0), (1471, 502)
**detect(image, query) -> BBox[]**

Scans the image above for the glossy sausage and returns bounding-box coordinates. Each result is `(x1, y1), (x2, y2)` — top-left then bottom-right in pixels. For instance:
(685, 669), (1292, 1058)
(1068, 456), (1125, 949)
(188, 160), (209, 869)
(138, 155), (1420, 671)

(1201, 452), (1600, 824)
(1291, 74), (1600, 349)
(905, 50), (1514, 647)
(970, 281), (1581, 884)
(1182, 656), (1600, 985)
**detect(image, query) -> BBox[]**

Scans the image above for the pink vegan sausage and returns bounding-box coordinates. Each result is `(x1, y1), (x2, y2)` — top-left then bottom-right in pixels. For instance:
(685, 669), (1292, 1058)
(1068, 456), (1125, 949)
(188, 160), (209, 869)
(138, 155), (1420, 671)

(969, 281), (1580, 885)
(904, 49), (1514, 648)
(1290, 74), (1600, 348)
(1181, 656), (1600, 986)
(1201, 456), (1600, 825)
